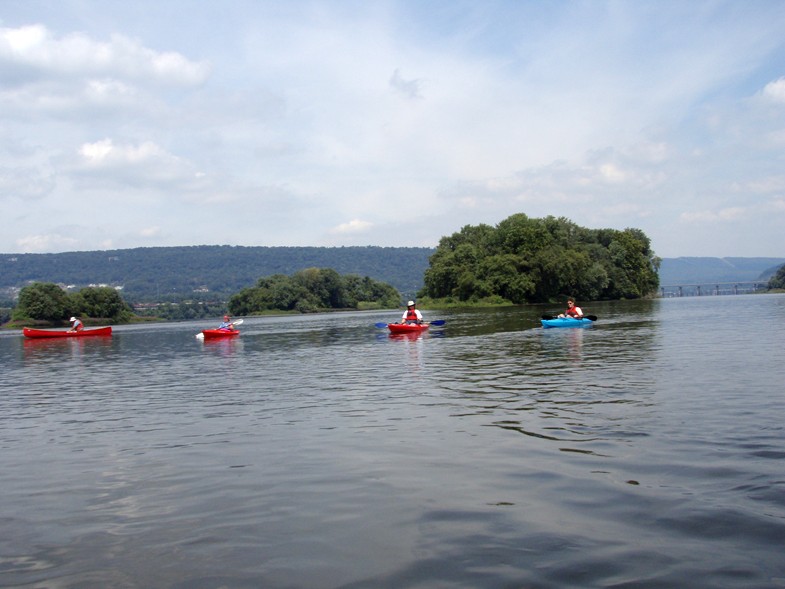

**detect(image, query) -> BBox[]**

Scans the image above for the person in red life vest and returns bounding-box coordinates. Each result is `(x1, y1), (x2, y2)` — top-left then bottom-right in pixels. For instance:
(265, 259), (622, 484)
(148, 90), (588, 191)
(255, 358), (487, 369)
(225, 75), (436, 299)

(559, 297), (584, 318)
(400, 300), (424, 325)
(67, 316), (84, 332)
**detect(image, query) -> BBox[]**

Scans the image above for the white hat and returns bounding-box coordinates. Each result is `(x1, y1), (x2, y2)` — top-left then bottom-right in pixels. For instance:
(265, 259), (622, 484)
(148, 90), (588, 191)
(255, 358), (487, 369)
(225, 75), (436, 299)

(70, 317), (76, 321)
(407, 300), (415, 306)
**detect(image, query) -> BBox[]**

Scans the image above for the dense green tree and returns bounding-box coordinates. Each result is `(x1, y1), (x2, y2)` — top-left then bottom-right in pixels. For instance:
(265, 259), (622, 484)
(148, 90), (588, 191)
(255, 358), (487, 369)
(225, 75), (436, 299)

(768, 264), (785, 290)
(228, 268), (399, 314)
(70, 286), (134, 321)
(228, 286), (273, 316)
(13, 282), (71, 321)
(12, 282), (134, 323)
(478, 254), (534, 303)
(420, 214), (659, 304)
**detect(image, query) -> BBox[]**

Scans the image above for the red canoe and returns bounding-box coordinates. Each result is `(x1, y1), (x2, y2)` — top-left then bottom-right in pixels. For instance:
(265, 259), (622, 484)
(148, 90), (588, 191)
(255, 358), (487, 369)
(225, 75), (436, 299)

(387, 323), (430, 334)
(23, 326), (113, 338)
(200, 328), (240, 339)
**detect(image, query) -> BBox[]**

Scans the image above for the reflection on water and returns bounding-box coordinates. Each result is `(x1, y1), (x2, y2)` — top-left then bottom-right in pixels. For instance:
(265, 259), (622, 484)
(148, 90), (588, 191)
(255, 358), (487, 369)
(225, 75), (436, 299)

(1, 295), (784, 588)
(21, 334), (116, 362)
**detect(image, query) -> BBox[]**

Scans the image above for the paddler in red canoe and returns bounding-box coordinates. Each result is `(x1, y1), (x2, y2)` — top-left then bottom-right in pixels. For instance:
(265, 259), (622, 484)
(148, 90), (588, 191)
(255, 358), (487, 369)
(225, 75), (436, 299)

(400, 300), (424, 325)
(67, 316), (84, 332)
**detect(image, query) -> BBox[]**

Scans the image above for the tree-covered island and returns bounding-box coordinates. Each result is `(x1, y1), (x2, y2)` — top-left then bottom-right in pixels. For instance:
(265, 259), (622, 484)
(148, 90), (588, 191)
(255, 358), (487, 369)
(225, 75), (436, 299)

(418, 214), (660, 305)
(11, 283), (134, 326)
(227, 268), (400, 315)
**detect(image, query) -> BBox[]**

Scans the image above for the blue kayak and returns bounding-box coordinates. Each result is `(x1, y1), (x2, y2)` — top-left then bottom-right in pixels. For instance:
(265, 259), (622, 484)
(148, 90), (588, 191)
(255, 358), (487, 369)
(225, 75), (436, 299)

(541, 317), (594, 328)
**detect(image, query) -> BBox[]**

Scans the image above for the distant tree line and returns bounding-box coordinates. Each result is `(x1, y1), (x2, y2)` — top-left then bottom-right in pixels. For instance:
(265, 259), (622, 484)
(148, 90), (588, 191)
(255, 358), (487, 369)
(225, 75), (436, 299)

(6, 269), (401, 324)
(418, 214), (660, 304)
(12, 283), (134, 324)
(228, 268), (400, 315)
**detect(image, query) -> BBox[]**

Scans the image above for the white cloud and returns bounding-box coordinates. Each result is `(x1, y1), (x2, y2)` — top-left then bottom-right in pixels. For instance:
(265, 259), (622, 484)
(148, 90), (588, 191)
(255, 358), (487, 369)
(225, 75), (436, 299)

(84, 78), (137, 103)
(330, 219), (373, 235)
(599, 163), (627, 183)
(72, 139), (202, 192)
(140, 226), (162, 237)
(761, 77), (785, 103)
(679, 207), (747, 223)
(16, 232), (79, 253)
(78, 139), (168, 166)
(732, 176), (785, 194)
(0, 24), (210, 85)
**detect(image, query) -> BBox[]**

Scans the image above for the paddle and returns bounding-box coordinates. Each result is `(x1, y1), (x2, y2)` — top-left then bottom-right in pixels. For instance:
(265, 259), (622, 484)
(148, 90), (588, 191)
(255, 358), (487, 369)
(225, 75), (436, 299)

(375, 320), (446, 328)
(196, 318), (244, 339)
(541, 314), (597, 321)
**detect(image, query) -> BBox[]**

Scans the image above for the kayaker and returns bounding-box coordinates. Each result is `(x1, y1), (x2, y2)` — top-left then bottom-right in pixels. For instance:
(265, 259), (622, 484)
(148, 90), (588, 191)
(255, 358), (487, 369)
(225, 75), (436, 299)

(68, 316), (84, 332)
(400, 300), (424, 325)
(559, 298), (584, 319)
(217, 315), (236, 330)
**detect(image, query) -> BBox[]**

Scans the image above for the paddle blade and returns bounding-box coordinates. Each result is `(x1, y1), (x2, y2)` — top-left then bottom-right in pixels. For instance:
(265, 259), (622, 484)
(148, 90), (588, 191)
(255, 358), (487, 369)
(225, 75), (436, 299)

(375, 322), (389, 328)
(541, 314), (555, 320)
(429, 320), (446, 326)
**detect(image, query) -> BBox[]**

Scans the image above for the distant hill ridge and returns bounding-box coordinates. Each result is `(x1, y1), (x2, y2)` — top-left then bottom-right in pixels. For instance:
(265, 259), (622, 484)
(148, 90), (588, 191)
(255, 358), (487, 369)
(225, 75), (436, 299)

(1, 247), (782, 303)
(0, 245), (434, 303)
(658, 257), (785, 285)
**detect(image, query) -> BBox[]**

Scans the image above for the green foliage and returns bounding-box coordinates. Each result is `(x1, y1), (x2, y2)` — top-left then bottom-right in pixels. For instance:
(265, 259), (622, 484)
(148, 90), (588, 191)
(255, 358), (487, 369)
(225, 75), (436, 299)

(13, 282), (71, 321)
(228, 268), (400, 314)
(420, 214), (660, 304)
(768, 264), (785, 290)
(70, 287), (134, 321)
(12, 282), (134, 323)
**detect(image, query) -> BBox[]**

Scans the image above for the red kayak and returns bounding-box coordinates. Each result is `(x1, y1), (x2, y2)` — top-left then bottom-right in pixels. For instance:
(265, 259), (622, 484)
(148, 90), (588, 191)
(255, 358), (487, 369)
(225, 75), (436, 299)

(387, 323), (430, 334)
(23, 326), (113, 338)
(200, 328), (240, 339)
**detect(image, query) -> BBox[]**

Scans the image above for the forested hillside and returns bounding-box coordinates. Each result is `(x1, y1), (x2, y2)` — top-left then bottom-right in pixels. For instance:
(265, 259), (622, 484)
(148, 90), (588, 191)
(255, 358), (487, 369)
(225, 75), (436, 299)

(0, 246), (433, 304)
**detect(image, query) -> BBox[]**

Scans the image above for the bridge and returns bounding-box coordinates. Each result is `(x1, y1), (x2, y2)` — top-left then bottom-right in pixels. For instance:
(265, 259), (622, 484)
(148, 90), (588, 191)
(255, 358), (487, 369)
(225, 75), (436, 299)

(659, 282), (767, 297)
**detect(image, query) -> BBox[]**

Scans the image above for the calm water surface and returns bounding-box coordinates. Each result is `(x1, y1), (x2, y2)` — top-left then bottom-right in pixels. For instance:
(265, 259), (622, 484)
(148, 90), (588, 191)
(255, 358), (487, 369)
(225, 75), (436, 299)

(1, 295), (784, 588)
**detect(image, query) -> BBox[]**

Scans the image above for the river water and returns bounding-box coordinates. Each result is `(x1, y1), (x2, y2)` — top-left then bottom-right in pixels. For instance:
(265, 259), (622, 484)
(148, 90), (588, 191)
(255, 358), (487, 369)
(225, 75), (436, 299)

(1, 294), (784, 589)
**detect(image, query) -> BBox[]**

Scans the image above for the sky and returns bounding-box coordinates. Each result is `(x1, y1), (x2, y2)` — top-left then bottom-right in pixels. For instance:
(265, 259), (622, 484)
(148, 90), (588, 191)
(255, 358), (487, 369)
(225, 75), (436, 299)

(1, 1), (784, 258)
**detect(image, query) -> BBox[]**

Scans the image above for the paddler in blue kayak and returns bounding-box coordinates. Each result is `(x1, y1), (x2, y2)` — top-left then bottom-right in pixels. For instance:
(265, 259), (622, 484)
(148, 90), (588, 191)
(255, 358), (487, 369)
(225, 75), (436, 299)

(217, 315), (236, 331)
(558, 298), (584, 319)
(400, 300), (424, 325)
